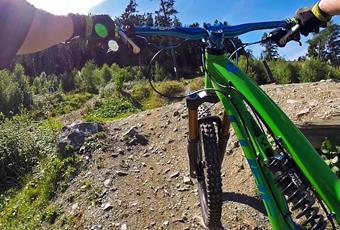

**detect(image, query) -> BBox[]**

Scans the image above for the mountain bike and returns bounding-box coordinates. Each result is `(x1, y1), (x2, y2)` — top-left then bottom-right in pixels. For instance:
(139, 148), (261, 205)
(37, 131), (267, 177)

(111, 19), (340, 229)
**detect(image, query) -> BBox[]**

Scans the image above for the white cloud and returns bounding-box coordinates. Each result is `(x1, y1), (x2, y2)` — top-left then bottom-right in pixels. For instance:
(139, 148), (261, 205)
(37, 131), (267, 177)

(27, 0), (105, 15)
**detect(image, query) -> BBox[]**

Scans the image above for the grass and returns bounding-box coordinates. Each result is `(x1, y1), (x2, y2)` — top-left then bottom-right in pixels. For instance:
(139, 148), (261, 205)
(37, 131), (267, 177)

(0, 155), (80, 229)
(0, 113), (81, 229)
(188, 77), (204, 92)
(83, 97), (141, 123)
(32, 92), (93, 118)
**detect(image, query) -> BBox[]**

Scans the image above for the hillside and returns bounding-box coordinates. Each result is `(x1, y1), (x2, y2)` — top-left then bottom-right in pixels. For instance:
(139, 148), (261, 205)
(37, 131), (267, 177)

(1, 80), (337, 230)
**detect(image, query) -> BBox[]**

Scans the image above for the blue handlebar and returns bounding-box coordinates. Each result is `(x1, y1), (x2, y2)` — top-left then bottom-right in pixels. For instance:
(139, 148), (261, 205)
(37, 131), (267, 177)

(134, 20), (288, 40)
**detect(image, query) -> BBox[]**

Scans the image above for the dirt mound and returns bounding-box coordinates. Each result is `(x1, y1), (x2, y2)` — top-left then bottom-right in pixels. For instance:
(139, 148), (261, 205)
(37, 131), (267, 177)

(53, 81), (340, 230)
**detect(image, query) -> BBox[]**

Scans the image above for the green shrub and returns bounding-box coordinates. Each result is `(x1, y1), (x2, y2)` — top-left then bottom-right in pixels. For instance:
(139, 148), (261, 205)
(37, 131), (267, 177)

(155, 81), (184, 96)
(131, 82), (152, 101)
(113, 68), (126, 94)
(99, 83), (116, 98)
(238, 56), (268, 84)
(80, 61), (102, 93)
(32, 93), (92, 117)
(60, 72), (76, 92)
(84, 98), (140, 122)
(0, 155), (79, 229)
(0, 115), (59, 191)
(299, 58), (339, 82)
(100, 63), (112, 84)
(0, 68), (27, 116)
(153, 61), (169, 81)
(189, 77), (204, 91)
(269, 60), (299, 84)
(144, 95), (168, 109)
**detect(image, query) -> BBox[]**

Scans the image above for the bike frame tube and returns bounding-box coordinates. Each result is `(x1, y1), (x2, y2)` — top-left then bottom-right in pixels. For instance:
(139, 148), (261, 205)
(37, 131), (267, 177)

(204, 51), (340, 226)
(204, 53), (294, 229)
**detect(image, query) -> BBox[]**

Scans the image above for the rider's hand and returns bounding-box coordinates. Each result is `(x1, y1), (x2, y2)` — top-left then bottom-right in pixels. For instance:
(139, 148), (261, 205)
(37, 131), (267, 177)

(295, 2), (332, 36)
(69, 14), (115, 41)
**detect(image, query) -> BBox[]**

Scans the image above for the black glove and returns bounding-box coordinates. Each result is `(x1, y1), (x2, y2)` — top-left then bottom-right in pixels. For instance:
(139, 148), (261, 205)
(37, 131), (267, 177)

(69, 14), (115, 41)
(295, 3), (331, 36)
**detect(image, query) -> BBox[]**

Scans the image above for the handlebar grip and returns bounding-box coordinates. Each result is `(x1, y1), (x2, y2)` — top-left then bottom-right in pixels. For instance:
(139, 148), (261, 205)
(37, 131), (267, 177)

(279, 24), (300, 46)
(119, 30), (141, 54)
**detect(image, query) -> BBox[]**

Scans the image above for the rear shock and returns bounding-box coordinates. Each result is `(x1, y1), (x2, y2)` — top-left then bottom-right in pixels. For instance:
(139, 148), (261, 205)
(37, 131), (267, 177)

(269, 153), (328, 229)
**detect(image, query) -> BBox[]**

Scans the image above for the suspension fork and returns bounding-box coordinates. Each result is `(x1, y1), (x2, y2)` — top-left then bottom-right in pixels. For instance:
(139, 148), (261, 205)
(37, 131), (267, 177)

(219, 112), (230, 162)
(186, 91), (230, 178)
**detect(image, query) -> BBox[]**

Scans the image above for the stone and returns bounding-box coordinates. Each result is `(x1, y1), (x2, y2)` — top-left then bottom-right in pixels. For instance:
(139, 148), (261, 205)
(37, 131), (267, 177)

(170, 171), (180, 179)
(163, 220), (170, 226)
(183, 176), (193, 185)
(103, 202), (113, 211)
(286, 99), (298, 104)
(173, 111), (180, 117)
(104, 178), (112, 187)
(121, 223), (127, 230)
(297, 108), (310, 117)
(57, 122), (103, 156)
(123, 127), (148, 146)
(116, 170), (129, 176)
(71, 203), (79, 211)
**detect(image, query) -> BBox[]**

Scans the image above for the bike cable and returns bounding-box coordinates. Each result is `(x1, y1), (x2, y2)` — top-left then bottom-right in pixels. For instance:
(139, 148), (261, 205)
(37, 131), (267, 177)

(146, 39), (190, 100)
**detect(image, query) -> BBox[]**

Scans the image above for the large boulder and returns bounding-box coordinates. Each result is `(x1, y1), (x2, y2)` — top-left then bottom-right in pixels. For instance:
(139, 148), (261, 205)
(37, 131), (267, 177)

(57, 122), (103, 156)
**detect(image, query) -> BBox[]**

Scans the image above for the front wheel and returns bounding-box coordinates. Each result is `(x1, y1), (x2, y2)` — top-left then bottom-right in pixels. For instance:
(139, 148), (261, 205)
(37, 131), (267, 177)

(196, 118), (223, 228)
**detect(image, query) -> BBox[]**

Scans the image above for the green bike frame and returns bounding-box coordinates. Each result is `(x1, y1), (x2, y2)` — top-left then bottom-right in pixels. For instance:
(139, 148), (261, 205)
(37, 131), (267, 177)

(204, 51), (340, 228)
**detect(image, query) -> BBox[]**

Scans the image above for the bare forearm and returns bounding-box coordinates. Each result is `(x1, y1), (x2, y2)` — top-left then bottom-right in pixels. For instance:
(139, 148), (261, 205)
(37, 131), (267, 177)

(319, 0), (340, 15)
(17, 9), (73, 55)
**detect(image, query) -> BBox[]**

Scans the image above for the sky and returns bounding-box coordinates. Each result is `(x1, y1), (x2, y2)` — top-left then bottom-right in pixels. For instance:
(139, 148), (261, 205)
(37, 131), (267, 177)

(28, 0), (340, 60)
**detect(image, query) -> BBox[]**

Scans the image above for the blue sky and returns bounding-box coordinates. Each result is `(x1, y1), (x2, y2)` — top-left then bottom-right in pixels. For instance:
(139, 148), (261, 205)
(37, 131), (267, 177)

(90, 0), (340, 59)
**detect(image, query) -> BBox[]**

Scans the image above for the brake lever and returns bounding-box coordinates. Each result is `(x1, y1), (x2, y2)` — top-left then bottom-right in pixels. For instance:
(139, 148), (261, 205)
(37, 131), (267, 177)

(119, 30), (141, 54)
(279, 24), (301, 46)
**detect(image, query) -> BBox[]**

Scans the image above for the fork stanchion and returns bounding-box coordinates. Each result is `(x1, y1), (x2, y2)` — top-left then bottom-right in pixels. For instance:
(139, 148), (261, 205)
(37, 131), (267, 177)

(187, 109), (199, 178)
(219, 112), (231, 163)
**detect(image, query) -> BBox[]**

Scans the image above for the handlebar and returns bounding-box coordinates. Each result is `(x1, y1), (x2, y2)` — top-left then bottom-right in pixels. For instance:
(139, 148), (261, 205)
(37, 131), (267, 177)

(133, 20), (289, 40)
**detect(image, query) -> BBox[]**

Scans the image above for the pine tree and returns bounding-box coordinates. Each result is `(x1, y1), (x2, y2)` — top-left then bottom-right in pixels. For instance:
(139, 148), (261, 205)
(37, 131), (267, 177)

(306, 22), (340, 65)
(155, 0), (178, 27)
(261, 33), (279, 60)
(116, 0), (145, 26)
(325, 23), (340, 65)
(145, 13), (154, 26)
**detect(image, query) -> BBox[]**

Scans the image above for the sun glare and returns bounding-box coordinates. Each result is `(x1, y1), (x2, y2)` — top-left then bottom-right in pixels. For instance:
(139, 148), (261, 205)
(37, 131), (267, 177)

(27, 0), (105, 15)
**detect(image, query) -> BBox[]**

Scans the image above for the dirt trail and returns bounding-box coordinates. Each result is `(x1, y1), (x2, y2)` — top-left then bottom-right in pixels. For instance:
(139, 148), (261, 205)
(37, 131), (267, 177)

(52, 81), (340, 230)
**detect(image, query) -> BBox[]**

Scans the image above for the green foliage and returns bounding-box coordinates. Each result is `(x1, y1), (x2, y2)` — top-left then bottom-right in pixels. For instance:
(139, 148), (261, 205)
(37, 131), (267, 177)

(261, 33), (279, 60)
(0, 155), (79, 229)
(320, 138), (340, 177)
(0, 114), (58, 191)
(100, 64), (112, 83)
(307, 22), (340, 65)
(268, 60), (299, 84)
(154, 61), (170, 81)
(189, 77), (204, 91)
(113, 68), (126, 94)
(131, 82), (152, 101)
(0, 65), (33, 116)
(84, 98), (140, 122)
(0, 113), (79, 229)
(80, 61), (102, 94)
(155, 80), (184, 95)
(32, 93), (93, 117)
(60, 72), (76, 92)
(99, 83), (116, 98)
(299, 58), (340, 82)
(238, 57), (268, 84)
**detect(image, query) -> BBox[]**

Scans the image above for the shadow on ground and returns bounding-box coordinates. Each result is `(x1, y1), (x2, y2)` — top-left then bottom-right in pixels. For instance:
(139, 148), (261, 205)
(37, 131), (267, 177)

(222, 192), (267, 216)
